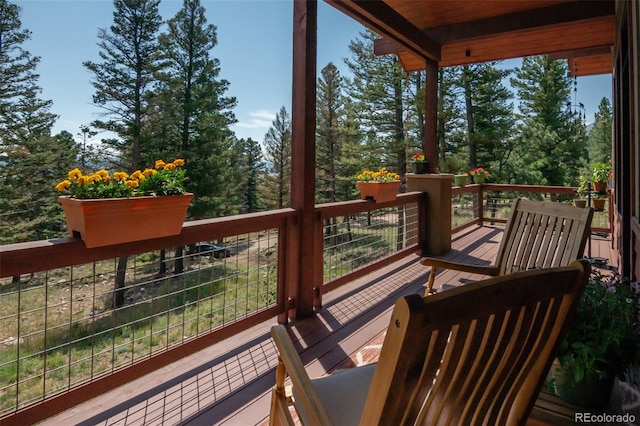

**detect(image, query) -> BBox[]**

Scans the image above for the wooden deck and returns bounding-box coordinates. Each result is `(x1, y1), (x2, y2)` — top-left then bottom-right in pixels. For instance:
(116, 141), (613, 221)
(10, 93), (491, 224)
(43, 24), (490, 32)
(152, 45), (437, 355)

(40, 226), (618, 426)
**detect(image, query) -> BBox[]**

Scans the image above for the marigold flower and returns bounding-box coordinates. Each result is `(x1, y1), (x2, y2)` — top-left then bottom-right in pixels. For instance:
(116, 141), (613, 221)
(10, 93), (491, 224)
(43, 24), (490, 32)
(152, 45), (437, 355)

(130, 170), (144, 181)
(173, 159), (185, 167)
(56, 180), (71, 192)
(164, 162), (176, 170)
(113, 172), (129, 182)
(143, 168), (156, 177)
(96, 170), (110, 179)
(155, 160), (166, 169)
(125, 180), (139, 189)
(68, 168), (82, 180)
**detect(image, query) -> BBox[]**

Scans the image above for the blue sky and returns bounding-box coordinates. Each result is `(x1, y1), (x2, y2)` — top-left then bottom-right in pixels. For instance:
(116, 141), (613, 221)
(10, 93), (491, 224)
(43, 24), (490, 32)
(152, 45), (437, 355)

(15, 0), (612, 145)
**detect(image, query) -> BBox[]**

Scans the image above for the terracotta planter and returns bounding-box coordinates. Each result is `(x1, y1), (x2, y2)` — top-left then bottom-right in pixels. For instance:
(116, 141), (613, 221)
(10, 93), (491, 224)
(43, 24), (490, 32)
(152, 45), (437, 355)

(592, 198), (606, 211)
(574, 199), (587, 208)
(593, 181), (607, 193)
(357, 181), (401, 203)
(412, 161), (428, 174)
(471, 174), (486, 184)
(58, 193), (193, 248)
(453, 174), (468, 187)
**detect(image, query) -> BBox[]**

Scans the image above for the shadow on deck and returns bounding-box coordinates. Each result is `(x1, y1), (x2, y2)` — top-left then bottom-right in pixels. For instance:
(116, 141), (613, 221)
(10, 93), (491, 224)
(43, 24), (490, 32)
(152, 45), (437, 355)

(41, 226), (618, 426)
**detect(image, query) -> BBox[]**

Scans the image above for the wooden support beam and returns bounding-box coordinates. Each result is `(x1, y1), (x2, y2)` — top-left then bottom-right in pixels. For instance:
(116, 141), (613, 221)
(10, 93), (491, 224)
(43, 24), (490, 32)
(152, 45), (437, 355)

(289, 0), (317, 318)
(326, 0), (440, 61)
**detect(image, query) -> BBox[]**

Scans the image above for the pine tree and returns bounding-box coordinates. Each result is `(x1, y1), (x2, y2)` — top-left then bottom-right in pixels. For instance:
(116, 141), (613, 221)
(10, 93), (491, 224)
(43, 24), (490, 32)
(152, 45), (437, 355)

(0, 131), (78, 244)
(83, 0), (163, 170)
(151, 0), (237, 219)
(0, 0), (64, 245)
(316, 62), (346, 204)
(510, 56), (585, 185)
(588, 97), (612, 164)
(238, 137), (263, 213)
(344, 30), (408, 180)
(262, 106), (291, 209)
(467, 63), (516, 182)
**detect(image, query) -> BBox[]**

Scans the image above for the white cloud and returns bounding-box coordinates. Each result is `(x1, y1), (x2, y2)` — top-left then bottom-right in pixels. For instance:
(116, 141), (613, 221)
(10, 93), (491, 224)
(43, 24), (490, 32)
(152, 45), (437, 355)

(232, 110), (277, 141)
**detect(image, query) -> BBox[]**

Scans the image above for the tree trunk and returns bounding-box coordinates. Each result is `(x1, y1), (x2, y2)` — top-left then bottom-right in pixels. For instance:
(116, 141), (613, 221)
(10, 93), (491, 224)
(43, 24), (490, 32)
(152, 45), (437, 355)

(113, 256), (128, 308)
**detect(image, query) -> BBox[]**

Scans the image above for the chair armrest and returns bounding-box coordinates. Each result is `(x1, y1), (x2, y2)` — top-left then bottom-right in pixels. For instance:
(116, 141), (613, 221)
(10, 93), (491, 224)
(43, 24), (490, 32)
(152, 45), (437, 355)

(420, 257), (500, 277)
(271, 325), (334, 426)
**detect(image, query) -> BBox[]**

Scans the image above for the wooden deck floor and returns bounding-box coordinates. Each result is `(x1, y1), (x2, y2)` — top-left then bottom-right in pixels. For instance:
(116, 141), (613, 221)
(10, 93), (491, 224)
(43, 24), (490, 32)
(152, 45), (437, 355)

(40, 226), (619, 426)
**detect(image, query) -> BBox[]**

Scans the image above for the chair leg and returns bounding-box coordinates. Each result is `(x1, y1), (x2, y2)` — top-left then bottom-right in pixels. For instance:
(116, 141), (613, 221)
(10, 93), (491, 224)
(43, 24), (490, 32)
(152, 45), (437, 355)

(269, 387), (295, 426)
(426, 267), (437, 295)
(269, 359), (295, 426)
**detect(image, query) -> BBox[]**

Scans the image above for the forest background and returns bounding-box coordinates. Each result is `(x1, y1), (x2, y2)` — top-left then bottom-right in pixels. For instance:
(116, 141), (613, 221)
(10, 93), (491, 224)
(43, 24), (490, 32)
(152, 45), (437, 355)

(0, 0), (613, 245)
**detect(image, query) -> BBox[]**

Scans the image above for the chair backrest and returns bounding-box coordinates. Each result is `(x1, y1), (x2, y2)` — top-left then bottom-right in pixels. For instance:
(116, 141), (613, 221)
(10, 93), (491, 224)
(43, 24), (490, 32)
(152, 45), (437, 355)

(360, 259), (590, 425)
(493, 199), (593, 275)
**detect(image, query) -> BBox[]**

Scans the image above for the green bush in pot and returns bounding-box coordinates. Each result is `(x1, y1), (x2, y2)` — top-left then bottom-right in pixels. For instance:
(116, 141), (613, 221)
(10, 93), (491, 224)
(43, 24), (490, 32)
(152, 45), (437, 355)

(554, 269), (640, 408)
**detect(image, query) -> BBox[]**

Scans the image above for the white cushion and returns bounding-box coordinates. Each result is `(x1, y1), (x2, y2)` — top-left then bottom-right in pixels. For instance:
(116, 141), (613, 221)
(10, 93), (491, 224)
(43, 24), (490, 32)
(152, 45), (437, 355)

(293, 363), (377, 426)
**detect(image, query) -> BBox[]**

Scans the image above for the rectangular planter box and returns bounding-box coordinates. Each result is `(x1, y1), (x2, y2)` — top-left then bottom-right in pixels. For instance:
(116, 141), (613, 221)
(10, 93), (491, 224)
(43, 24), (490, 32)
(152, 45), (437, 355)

(58, 193), (193, 248)
(357, 181), (401, 203)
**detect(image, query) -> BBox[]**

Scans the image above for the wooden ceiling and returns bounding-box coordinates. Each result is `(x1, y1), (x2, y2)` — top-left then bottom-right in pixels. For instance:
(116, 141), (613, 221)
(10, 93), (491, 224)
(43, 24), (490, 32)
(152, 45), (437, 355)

(325, 0), (615, 76)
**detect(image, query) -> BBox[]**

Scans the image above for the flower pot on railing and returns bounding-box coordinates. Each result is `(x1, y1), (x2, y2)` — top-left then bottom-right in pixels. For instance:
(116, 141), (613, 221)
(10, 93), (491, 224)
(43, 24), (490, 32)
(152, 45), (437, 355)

(453, 174), (468, 187)
(357, 181), (401, 203)
(593, 181), (607, 193)
(412, 161), (428, 174)
(55, 158), (191, 248)
(472, 174), (485, 184)
(592, 197), (606, 211)
(58, 193), (193, 248)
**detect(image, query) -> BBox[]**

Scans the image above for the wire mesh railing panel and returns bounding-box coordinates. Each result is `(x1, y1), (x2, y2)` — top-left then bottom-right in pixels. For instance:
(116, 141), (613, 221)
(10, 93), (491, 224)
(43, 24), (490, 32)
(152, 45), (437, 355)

(452, 191), (481, 230)
(0, 229), (279, 416)
(322, 203), (419, 284)
(482, 189), (611, 232)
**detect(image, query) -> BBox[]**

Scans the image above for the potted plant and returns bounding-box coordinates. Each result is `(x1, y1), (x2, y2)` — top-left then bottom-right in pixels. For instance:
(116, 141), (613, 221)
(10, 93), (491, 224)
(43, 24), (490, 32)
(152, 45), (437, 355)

(592, 193), (607, 211)
(592, 162), (612, 193)
(468, 167), (489, 184)
(55, 159), (193, 248)
(356, 167), (401, 203)
(553, 269), (640, 408)
(574, 176), (589, 208)
(453, 171), (469, 187)
(410, 151), (428, 174)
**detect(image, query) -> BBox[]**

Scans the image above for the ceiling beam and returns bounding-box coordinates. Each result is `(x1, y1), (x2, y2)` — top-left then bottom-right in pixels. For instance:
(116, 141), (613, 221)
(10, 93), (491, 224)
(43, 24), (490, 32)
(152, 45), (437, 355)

(374, 1), (614, 55)
(548, 45), (612, 60)
(325, 0), (441, 61)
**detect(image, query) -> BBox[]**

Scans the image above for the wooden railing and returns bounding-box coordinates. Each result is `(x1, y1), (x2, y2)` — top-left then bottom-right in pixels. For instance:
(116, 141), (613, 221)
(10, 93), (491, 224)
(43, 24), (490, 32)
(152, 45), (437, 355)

(451, 183), (612, 234)
(0, 194), (423, 424)
(0, 183), (610, 424)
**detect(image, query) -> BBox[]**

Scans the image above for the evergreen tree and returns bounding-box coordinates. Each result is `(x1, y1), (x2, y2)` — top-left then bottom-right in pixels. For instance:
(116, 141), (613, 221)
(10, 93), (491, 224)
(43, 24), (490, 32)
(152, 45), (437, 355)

(238, 137), (263, 213)
(588, 97), (613, 164)
(437, 67), (466, 172)
(467, 63), (516, 182)
(262, 106), (291, 209)
(0, 131), (78, 244)
(344, 30), (408, 181)
(316, 62), (345, 203)
(83, 0), (163, 170)
(0, 0), (63, 244)
(151, 0), (237, 219)
(0, 0), (57, 142)
(510, 56), (585, 185)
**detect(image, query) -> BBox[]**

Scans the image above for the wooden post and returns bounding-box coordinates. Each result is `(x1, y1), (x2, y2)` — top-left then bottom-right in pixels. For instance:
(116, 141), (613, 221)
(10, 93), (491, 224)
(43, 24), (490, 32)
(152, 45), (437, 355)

(289, 0), (317, 318)
(407, 174), (453, 255)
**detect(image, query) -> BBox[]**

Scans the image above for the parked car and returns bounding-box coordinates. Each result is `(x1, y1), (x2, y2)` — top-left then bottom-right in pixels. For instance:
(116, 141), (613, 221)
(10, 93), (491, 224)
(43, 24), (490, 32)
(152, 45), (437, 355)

(187, 242), (231, 259)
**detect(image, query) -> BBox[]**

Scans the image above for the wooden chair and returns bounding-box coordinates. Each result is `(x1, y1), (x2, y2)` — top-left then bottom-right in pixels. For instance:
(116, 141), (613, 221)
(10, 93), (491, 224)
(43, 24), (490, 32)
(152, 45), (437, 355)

(269, 260), (590, 426)
(422, 198), (593, 294)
